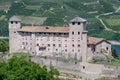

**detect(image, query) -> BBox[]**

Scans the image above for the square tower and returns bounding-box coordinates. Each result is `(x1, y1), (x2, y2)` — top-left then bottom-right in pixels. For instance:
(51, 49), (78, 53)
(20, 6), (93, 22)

(69, 17), (88, 62)
(9, 16), (21, 53)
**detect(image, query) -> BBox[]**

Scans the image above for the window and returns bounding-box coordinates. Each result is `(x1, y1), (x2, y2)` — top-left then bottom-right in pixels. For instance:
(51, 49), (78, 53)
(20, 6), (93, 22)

(44, 33), (46, 35)
(26, 42), (28, 45)
(53, 44), (55, 47)
(78, 32), (80, 35)
(46, 27), (49, 29)
(53, 33), (56, 35)
(11, 21), (13, 24)
(72, 22), (75, 25)
(72, 31), (74, 35)
(36, 44), (39, 46)
(83, 66), (85, 69)
(15, 21), (18, 24)
(78, 22), (80, 25)
(65, 49), (67, 52)
(56, 49), (58, 51)
(78, 44), (80, 47)
(106, 47), (108, 50)
(48, 44), (50, 47)
(72, 44), (74, 47)
(59, 44), (61, 47)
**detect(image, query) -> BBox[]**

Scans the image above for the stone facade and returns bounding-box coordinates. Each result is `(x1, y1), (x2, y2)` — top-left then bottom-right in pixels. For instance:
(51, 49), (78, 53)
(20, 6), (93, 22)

(9, 16), (112, 62)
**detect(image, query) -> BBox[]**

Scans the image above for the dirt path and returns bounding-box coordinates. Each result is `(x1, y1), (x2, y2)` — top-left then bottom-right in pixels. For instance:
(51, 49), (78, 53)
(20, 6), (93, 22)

(96, 6), (120, 33)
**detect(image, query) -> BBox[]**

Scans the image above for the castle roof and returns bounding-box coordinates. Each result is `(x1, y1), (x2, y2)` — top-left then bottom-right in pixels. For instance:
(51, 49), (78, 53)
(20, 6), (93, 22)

(88, 37), (104, 45)
(88, 37), (111, 45)
(69, 17), (87, 23)
(9, 16), (21, 22)
(18, 26), (69, 33)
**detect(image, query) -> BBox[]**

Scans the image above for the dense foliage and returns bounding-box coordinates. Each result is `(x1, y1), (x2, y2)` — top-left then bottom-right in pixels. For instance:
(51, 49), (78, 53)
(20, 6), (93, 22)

(0, 52), (60, 80)
(0, 39), (9, 54)
(0, 0), (120, 41)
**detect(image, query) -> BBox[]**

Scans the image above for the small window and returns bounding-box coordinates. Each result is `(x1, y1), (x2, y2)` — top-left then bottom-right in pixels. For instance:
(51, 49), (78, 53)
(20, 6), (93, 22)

(46, 27), (49, 29)
(78, 32), (80, 35)
(106, 47), (108, 50)
(65, 49), (67, 52)
(53, 44), (55, 47)
(72, 22), (75, 25)
(11, 21), (13, 24)
(72, 31), (74, 35)
(83, 66), (85, 69)
(58, 33), (60, 35)
(36, 44), (39, 46)
(59, 44), (61, 47)
(72, 44), (74, 47)
(26, 42), (28, 45)
(78, 44), (80, 47)
(56, 49), (58, 51)
(78, 22), (80, 25)
(15, 21), (18, 24)
(48, 44), (50, 47)
(53, 33), (56, 35)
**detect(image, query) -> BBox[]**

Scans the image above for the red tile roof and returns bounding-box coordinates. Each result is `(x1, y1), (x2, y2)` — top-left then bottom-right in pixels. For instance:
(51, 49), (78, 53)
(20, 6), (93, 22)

(88, 37), (104, 44)
(18, 26), (69, 33)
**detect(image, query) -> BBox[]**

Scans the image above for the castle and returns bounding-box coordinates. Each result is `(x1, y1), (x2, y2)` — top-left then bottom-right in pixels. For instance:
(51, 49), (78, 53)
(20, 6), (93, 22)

(9, 16), (111, 63)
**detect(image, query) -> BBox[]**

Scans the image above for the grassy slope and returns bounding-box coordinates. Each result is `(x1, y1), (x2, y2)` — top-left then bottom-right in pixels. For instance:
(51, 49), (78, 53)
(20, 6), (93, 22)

(0, 0), (120, 41)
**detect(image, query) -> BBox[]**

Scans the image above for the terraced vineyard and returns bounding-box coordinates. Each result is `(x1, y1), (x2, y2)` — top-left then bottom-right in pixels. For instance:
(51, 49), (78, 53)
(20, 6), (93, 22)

(0, 0), (120, 41)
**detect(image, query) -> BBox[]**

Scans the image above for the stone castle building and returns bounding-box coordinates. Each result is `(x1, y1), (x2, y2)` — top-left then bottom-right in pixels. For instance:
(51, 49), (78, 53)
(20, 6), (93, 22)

(9, 16), (111, 62)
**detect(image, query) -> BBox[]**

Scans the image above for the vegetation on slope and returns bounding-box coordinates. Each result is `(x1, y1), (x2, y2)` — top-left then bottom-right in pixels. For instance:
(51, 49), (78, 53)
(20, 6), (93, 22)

(0, 0), (120, 41)
(0, 39), (9, 54)
(0, 52), (60, 80)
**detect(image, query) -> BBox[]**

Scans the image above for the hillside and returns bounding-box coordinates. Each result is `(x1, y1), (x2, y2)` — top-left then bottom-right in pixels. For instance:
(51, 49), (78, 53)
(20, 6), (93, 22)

(0, 0), (120, 41)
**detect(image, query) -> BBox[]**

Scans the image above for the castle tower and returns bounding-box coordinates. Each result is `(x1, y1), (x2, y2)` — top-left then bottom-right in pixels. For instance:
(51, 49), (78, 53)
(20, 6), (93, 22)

(9, 16), (21, 53)
(69, 17), (88, 61)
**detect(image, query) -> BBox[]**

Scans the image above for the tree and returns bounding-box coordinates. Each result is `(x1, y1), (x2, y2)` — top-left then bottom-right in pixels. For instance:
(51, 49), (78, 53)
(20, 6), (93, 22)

(0, 52), (60, 80)
(112, 48), (119, 59)
(0, 39), (9, 54)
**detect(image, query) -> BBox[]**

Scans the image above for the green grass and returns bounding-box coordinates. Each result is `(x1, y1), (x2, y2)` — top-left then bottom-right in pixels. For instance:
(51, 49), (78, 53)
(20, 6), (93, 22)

(19, 16), (47, 25)
(26, 5), (41, 10)
(102, 14), (120, 31)
(108, 59), (120, 66)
